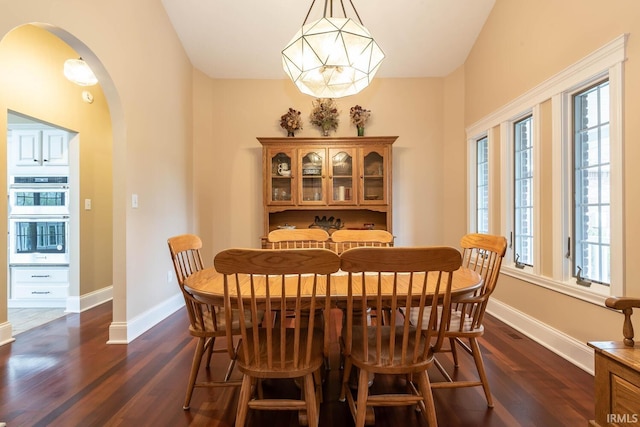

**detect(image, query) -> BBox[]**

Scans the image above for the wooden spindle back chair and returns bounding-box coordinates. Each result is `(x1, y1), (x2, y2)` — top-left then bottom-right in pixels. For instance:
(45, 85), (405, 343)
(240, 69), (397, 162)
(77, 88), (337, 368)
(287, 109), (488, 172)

(329, 229), (394, 254)
(266, 228), (330, 249)
(214, 248), (341, 427)
(339, 246), (462, 427)
(426, 233), (506, 407)
(167, 234), (242, 410)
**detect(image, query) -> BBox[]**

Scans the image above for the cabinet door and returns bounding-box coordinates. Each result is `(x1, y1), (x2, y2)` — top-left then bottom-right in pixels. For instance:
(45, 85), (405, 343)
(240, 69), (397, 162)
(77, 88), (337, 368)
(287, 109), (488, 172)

(12, 130), (42, 166)
(267, 149), (295, 205)
(329, 148), (357, 205)
(42, 130), (69, 166)
(360, 146), (388, 205)
(298, 148), (326, 204)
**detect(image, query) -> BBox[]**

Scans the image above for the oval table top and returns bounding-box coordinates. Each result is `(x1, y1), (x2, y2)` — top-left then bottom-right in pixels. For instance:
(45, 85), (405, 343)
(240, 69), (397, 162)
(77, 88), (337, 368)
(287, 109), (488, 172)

(184, 267), (483, 305)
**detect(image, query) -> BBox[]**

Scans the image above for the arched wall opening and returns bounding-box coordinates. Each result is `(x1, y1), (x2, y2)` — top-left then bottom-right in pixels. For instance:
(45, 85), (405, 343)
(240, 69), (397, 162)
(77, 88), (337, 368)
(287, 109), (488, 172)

(0, 23), (125, 344)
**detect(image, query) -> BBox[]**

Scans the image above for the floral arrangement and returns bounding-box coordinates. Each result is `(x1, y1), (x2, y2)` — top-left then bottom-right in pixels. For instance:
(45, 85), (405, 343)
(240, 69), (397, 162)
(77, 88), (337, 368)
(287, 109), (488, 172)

(280, 107), (303, 134)
(309, 98), (339, 133)
(349, 105), (371, 128)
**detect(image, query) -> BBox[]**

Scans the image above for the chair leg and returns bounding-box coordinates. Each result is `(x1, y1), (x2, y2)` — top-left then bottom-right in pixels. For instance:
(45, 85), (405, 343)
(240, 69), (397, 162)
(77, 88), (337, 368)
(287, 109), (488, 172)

(205, 336), (215, 368)
(303, 373), (319, 427)
(469, 337), (494, 407)
(223, 338), (241, 382)
(235, 374), (252, 427)
(339, 357), (352, 401)
(416, 370), (438, 427)
(449, 337), (459, 367)
(355, 368), (370, 427)
(433, 356), (453, 382)
(183, 337), (206, 410)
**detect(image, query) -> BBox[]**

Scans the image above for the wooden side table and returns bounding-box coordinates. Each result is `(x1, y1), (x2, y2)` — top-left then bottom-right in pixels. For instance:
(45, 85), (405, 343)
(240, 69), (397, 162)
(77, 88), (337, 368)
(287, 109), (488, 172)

(588, 341), (640, 426)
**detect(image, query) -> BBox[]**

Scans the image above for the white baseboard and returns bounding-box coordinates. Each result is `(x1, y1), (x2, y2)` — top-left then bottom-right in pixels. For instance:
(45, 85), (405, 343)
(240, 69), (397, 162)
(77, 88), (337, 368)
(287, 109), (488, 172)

(107, 293), (184, 344)
(66, 286), (113, 313)
(487, 299), (594, 375)
(0, 322), (16, 347)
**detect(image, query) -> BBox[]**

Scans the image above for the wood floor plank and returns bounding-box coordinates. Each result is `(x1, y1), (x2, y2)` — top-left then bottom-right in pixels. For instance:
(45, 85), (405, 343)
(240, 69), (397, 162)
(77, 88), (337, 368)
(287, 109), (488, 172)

(0, 302), (594, 426)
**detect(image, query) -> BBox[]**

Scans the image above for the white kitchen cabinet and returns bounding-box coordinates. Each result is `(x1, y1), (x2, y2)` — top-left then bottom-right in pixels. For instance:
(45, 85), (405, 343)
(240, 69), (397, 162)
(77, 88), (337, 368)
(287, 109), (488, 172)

(9, 266), (69, 308)
(11, 129), (69, 168)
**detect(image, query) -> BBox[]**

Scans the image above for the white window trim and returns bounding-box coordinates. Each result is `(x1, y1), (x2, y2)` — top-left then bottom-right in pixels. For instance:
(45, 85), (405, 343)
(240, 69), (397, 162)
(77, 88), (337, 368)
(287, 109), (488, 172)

(467, 132), (491, 233)
(500, 107), (541, 276)
(467, 34), (626, 304)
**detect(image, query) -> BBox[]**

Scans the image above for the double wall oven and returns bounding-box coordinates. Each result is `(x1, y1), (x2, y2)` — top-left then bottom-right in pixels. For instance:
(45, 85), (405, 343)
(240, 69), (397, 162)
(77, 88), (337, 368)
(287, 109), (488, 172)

(8, 176), (70, 265)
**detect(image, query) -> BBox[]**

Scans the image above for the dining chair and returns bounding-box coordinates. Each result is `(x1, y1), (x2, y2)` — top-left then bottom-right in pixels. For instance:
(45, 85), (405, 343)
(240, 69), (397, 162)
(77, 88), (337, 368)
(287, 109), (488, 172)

(266, 228), (330, 249)
(329, 229), (394, 254)
(214, 248), (341, 427)
(413, 233), (507, 408)
(339, 246), (462, 427)
(167, 234), (243, 410)
(331, 229), (395, 335)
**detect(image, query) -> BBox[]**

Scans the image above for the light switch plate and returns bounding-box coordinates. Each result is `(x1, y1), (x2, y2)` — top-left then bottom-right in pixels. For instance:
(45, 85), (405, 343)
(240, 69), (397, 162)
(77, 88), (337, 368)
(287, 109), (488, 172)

(84, 199), (92, 210)
(132, 194), (138, 208)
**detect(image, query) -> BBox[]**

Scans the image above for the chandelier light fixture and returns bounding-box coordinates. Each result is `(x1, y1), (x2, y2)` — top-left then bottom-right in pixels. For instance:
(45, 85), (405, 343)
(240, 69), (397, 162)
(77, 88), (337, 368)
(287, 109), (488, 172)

(282, 0), (385, 98)
(63, 57), (98, 86)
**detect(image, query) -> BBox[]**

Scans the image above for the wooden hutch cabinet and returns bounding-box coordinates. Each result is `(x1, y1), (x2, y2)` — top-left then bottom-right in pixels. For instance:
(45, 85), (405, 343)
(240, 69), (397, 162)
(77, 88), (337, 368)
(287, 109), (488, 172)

(258, 136), (397, 244)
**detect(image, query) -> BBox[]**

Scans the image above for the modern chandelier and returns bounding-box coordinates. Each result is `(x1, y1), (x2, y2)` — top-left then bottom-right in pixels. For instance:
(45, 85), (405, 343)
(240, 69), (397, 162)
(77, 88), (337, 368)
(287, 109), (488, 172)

(281, 0), (385, 98)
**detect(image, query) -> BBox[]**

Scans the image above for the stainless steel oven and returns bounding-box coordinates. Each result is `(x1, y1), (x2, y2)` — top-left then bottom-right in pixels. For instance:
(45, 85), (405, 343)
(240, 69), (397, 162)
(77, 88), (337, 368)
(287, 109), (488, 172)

(8, 176), (70, 265)
(9, 176), (69, 216)
(8, 216), (70, 265)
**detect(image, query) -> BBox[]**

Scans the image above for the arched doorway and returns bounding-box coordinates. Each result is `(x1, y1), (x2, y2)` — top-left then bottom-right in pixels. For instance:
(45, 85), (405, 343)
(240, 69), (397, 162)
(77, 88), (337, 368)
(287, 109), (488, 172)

(0, 23), (119, 341)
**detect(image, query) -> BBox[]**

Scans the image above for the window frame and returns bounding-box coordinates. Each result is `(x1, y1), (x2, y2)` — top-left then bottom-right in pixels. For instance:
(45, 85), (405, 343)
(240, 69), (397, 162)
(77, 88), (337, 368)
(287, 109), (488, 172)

(466, 34), (626, 303)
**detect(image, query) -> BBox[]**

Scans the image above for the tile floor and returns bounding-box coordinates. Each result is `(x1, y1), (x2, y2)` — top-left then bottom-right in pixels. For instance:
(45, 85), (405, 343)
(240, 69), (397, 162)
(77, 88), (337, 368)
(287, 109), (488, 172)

(8, 307), (67, 335)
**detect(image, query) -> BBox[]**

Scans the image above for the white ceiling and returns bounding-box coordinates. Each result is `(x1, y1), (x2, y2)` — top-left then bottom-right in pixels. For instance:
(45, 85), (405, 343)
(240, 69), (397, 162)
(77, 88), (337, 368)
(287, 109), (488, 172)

(160, 0), (495, 80)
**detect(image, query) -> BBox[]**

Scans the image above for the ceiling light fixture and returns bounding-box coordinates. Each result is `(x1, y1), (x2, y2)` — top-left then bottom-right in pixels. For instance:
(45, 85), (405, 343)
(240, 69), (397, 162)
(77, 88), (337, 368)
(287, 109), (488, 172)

(63, 58), (98, 86)
(281, 0), (384, 98)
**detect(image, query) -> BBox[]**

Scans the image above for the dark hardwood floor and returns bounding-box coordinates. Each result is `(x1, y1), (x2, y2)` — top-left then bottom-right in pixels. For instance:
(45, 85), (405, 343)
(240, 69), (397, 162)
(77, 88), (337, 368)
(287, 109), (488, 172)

(0, 301), (594, 426)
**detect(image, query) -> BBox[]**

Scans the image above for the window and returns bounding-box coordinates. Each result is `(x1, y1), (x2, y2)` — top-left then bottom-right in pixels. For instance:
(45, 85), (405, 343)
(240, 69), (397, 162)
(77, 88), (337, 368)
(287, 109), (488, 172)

(572, 80), (610, 285)
(514, 115), (533, 267)
(466, 34), (625, 301)
(476, 136), (489, 233)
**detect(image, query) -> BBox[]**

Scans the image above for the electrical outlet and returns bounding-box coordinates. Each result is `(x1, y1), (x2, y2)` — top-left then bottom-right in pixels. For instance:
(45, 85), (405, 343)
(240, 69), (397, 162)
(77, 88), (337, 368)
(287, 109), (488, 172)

(167, 270), (173, 283)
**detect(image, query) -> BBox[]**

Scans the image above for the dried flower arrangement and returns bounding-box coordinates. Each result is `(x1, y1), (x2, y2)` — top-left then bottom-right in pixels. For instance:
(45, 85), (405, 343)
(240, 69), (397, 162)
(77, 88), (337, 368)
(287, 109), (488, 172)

(349, 105), (371, 128)
(309, 98), (339, 135)
(280, 107), (303, 135)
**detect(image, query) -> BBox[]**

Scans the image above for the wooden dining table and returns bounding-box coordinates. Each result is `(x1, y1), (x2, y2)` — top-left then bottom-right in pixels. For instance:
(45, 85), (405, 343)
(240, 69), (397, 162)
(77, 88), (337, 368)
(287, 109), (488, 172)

(183, 267), (483, 307)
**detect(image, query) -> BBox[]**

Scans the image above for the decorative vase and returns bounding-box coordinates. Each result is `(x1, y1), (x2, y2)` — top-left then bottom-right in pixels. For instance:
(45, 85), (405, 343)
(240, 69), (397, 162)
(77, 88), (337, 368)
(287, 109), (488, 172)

(287, 130), (295, 137)
(357, 126), (365, 136)
(322, 128), (330, 137)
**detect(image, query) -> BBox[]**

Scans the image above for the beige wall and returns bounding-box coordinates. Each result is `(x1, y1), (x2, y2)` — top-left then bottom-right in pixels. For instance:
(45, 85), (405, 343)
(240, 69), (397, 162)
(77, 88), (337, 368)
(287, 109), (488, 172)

(464, 0), (640, 343)
(192, 76), (451, 263)
(0, 0), (193, 342)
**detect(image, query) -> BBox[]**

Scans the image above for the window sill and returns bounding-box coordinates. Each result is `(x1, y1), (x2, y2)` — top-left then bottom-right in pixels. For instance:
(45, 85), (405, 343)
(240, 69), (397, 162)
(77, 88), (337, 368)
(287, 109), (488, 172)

(501, 265), (609, 307)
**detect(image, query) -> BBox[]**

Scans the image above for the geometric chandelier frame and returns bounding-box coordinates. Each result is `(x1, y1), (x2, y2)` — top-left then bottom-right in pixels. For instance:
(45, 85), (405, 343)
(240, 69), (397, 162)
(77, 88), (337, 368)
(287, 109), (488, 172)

(282, 0), (385, 98)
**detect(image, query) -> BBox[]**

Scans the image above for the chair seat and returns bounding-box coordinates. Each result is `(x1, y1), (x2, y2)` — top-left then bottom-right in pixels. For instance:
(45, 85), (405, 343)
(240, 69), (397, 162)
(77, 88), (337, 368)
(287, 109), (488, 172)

(408, 307), (484, 337)
(238, 328), (325, 378)
(188, 308), (259, 336)
(446, 310), (484, 336)
(350, 325), (432, 374)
